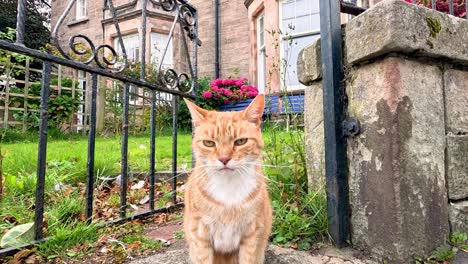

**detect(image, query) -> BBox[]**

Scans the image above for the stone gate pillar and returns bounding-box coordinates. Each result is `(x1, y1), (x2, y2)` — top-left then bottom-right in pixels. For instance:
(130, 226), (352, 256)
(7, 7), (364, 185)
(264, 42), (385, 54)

(298, 0), (468, 262)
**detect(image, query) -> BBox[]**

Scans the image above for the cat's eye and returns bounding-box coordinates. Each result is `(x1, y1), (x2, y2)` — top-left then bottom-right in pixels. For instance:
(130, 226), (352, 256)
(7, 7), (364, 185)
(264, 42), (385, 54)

(234, 138), (248, 146)
(203, 140), (216, 147)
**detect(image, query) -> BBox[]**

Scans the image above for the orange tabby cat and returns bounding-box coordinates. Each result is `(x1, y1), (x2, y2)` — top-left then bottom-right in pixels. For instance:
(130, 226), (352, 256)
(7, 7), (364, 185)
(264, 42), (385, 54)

(183, 94), (272, 264)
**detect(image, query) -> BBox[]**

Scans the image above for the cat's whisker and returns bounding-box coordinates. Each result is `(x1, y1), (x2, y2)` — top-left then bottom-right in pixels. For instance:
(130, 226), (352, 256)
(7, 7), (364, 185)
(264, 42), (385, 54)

(241, 161), (306, 168)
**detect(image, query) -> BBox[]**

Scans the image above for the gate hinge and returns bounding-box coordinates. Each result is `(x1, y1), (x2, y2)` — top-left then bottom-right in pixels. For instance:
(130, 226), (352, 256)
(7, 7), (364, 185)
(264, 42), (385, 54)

(343, 117), (361, 137)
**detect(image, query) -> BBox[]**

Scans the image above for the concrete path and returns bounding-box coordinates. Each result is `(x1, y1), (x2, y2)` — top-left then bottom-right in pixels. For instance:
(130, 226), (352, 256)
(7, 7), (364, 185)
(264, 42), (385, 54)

(128, 244), (377, 264)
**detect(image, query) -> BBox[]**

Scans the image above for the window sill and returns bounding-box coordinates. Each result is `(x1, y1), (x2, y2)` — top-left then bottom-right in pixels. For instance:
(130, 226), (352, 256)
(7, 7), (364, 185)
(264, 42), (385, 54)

(68, 17), (89, 27)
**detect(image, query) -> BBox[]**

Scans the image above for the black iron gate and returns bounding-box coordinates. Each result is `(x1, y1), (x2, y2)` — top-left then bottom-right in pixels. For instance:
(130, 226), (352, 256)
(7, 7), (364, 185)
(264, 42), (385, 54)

(0, 0), (200, 257)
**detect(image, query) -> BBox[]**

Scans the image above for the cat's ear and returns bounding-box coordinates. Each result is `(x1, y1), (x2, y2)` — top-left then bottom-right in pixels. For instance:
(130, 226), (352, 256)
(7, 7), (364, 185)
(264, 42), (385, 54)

(184, 98), (209, 127)
(243, 94), (265, 125)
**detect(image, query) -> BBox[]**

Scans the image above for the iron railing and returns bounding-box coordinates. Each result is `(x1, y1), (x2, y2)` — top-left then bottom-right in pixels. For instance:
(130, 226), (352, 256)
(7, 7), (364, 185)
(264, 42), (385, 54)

(0, 0), (200, 257)
(320, 0), (467, 248)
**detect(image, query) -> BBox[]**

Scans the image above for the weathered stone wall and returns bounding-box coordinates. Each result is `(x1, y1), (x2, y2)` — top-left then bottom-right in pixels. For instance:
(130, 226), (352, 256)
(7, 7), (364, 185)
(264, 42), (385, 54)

(298, 0), (468, 262)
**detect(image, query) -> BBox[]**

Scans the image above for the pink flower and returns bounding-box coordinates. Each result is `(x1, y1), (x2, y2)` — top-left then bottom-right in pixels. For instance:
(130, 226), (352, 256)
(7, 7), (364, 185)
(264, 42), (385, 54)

(235, 80), (243, 87)
(211, 79), (223, 87)
(215, 93), (221, 98)
(247, 91), (258, 97)
(50, 94), (57, 98)
(223, 89), (233, 96)
(212, 86), (219, 92)
(240, 85), (248, 91)
(202, 91), (213, 99)
(53, 87), (59, 91)
(224, 99), (229, 104)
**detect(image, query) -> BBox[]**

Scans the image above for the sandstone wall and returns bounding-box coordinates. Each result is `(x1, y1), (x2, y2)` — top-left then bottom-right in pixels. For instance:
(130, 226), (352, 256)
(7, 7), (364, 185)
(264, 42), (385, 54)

(298, 0), (468, 262)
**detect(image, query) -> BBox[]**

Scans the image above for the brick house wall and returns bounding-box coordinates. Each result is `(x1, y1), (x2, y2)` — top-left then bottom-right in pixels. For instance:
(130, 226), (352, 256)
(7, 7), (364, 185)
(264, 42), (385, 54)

(189, 0), (251, 80)
(50, 0), (187, 74)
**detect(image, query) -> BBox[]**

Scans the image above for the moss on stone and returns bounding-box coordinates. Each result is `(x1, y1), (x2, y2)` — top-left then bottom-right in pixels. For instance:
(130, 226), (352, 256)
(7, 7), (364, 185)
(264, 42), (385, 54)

(426, 16), (442, 39)
(426, 40), (434, 49)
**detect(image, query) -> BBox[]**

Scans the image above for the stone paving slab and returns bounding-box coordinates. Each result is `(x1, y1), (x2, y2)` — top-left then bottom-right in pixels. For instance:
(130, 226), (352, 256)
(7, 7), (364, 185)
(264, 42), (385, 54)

(127, 244), (376, 264)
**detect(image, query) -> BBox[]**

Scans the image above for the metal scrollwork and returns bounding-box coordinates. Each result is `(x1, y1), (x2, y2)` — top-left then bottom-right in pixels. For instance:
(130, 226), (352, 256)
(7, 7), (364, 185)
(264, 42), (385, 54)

(178, 73), (191, 93)
(52, 0), (199, 92)
(52, 0), (127, 72)
(159, 0), (177, 12)
(162, 69), (179, 90)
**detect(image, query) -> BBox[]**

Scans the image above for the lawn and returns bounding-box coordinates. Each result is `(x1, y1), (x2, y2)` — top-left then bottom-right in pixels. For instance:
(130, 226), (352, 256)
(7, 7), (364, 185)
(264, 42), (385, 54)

(0, 127), (328, 258)
(2, 133), (193, 183)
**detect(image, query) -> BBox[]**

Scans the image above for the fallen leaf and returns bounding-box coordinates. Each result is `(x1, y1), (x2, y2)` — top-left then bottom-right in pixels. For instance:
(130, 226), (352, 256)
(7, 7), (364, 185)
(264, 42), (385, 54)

(139, 195), (150, 205)
(100, 247), (109, 253)
(13, 249), (32, 263)
(127, 241), (141, 250)
(131, 180), (145, 190)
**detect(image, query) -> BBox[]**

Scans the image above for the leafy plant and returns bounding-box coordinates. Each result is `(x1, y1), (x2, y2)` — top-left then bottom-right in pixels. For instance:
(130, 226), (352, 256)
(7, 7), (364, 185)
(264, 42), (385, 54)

(416, 232), (468, 263)
(263, 126), (328, 250)
(12, 78), (81, 131)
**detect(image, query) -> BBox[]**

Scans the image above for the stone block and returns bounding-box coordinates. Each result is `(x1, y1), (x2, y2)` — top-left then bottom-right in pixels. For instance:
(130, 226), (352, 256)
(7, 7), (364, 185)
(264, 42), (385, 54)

(298, 39), (322, 86)
(447, 135), (468, 200)
(347, 56), (449, 263)
(346, 0), (468, 65)
(304, 83), (325, 188)
(449, 201), (468, 233)
(444, 69), (468, 133)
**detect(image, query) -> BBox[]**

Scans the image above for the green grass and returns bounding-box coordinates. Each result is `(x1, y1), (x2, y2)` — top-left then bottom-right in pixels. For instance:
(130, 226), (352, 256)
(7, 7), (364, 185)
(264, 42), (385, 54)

(0, 125), (328, 256)
(2, 132), (193, 183)
(37, 221), (100, 258)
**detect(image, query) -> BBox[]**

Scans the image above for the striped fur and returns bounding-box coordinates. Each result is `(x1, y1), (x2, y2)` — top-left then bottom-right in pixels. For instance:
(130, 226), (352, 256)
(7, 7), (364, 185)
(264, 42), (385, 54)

(183, 95), (272, 264)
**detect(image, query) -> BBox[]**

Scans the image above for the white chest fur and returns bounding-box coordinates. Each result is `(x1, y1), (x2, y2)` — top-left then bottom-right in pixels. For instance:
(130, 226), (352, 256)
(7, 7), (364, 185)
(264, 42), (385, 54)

(209, 221), (243, 253)
(204, 166), (258, 206)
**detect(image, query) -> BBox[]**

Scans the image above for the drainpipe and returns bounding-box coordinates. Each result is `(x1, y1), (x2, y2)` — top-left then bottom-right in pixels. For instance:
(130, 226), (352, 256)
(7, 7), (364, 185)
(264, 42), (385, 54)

(215, 0), (220, 78)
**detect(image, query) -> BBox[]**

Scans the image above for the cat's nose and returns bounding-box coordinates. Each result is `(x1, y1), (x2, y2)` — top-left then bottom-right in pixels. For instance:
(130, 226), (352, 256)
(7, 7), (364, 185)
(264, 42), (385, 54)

(218, 156), (231, 165)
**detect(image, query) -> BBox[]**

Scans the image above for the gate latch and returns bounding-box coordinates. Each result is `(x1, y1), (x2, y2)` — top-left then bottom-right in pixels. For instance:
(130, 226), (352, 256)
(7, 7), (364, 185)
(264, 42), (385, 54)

(343, 117), (361, 137)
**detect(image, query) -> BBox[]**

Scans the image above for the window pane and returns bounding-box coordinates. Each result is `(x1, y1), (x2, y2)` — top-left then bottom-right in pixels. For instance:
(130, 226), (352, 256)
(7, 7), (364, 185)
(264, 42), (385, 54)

(281, 0), (320, 34)
(258, 16), (265, 47)
(283, 34), (319, 88)
(281, 0), (295, 20)
(76, 0), (86, 18)
(296, 0), (310, 17)
(151, 33), (173, 69)
(114, 34), (140, 62)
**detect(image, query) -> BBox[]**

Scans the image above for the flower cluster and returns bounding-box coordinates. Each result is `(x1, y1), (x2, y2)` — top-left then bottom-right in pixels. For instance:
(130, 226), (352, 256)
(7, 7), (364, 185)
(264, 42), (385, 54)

(405, 0), (467, 18)
(201, 78), (259, 107)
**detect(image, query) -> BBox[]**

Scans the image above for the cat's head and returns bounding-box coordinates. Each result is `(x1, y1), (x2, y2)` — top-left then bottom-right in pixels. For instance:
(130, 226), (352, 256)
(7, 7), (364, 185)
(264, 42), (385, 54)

(184, 95), (265, 173)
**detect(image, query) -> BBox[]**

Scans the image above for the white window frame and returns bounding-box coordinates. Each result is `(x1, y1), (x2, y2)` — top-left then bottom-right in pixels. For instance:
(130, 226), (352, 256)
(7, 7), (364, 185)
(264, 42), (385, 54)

(114, 33), (140, 63)
(256, 14), (266, 94)
(76, 0), (87, 20)
(150, 32), (173, 69)
(279, 0), (320, 91)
